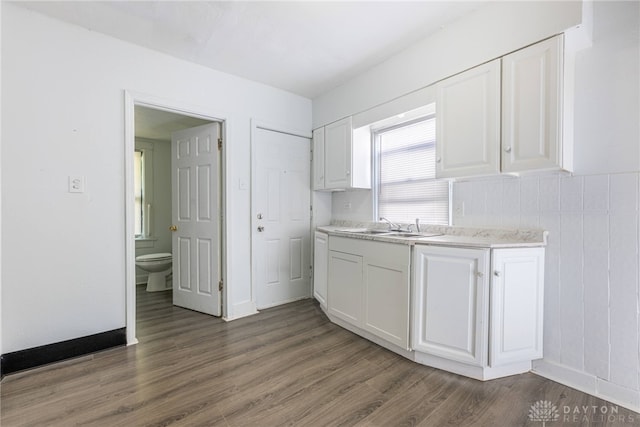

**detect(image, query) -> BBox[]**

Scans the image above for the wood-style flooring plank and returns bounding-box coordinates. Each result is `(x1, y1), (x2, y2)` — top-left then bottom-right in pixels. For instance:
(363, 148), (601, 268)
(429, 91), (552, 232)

(2, 286), (638, 426)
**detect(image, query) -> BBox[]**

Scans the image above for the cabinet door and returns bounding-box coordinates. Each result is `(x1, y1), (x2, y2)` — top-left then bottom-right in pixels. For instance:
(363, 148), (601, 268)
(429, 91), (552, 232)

(436, 60), (501, 178)
(327, 250), (363, 325)
(363, 251), (411, 350)
(413, 246), (489, 366)
(490, 248), (545, 366)
(502, 35), (563, 172)
(324, 117), (352, 189)
(313, 232), (328, 308)
(312, 128), (325, 190)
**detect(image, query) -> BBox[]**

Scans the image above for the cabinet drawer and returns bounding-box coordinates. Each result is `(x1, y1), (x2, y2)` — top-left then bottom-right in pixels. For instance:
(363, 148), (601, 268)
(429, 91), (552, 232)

(329, 236), (409, 262)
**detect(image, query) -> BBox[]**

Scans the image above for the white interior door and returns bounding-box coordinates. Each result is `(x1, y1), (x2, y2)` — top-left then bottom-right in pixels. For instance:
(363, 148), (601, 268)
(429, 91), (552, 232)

(253, 128), (311, 309)
(171, 122), (222, 316)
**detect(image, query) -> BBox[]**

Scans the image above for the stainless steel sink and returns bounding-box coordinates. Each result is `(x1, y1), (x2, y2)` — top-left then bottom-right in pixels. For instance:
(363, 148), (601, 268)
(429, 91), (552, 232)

(348, 229), (444, 239)
(389, 232), (423, 238)
(353, 229), (393, 235)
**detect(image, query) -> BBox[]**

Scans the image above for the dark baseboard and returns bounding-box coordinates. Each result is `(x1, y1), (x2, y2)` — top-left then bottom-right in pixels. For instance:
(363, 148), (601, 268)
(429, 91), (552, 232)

(1, 328), (126, 377)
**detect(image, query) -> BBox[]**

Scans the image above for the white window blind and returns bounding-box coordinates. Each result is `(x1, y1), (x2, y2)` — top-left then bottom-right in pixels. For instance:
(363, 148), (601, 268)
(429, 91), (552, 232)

(134, 150), (144, 236)
(375, 116), (450, 225)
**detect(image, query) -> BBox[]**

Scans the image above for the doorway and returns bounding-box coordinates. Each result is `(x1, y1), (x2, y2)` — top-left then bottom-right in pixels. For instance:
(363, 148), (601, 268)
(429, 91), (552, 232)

(124, 92), (228, 345)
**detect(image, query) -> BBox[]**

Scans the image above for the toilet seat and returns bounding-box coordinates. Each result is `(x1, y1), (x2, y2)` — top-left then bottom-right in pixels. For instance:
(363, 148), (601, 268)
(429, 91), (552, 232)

(136, 252), (172, 262)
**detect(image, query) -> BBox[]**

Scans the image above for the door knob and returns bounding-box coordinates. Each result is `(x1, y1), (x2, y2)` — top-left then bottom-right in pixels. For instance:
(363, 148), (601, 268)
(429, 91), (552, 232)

(169, 225), (178, 232)
(258, 226), (265, 232)
(504, 146), (512, 153)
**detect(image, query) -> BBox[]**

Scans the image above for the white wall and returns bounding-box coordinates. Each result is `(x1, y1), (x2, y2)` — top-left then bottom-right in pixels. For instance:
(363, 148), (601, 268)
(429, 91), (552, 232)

(317, 0), (640, 411)
(313, 1), (582, 128)
(1, 4), (311, 353)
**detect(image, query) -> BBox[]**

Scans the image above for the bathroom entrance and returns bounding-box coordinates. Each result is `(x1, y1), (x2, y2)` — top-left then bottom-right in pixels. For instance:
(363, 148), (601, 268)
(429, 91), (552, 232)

(125, 94), (226, 344)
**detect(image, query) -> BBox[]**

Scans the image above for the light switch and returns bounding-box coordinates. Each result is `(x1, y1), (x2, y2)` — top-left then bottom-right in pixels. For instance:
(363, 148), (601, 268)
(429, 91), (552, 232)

(68, 176), (85, 193)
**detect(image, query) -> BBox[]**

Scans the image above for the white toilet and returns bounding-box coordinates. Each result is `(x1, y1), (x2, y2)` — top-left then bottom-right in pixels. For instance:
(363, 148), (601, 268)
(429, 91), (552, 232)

(135, 252), (172, 292)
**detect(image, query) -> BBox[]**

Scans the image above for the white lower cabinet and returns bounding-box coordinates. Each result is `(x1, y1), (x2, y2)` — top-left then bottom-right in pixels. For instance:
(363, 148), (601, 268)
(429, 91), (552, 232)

(322, 233), (545, 380)
(313, 231), (328, 309)
(327, 249), (363, 325)
(363, 249), (411, 349)
(490, 248), (545, 366)
(412, 246), (490, 366)
(327, 237), (411, 350)
(413, 244), (545, 380)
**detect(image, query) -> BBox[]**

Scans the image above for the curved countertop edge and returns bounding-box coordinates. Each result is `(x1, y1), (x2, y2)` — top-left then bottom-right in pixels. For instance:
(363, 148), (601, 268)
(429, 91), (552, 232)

(317, 225), (547, 249)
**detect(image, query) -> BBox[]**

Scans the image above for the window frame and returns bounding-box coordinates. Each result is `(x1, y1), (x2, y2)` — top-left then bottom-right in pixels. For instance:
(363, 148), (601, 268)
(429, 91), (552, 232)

(371, 114), (452, 226)
(134, 139), (154, 239)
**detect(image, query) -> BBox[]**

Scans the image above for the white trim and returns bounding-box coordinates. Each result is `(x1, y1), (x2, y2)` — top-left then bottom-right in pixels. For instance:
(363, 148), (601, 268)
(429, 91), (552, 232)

(223, 300), (258, 322)
(0, 0), (3, 359)
(124, 92), (137, 346)
(533, 359), (640, 413)
(253, 119), (311, 139)
(414, 351), (531, 381)
(124, 90), (231, 345)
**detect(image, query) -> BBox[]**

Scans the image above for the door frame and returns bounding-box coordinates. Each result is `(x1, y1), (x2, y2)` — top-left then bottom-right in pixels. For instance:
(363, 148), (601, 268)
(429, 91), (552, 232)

(249, 120), (312, 310)
(124, 90), (229, 345)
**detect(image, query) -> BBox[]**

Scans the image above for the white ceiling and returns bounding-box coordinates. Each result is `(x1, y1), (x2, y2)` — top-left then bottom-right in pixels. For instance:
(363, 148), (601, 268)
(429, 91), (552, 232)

(14, 1), (485, 99)
(134, 106), (212, 141)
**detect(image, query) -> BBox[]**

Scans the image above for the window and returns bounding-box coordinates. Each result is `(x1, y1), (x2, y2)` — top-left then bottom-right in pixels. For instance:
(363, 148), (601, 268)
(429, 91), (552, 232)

(134, 140), (154, 239)
(134, 150), (145, 237)
(373, 115), (450, 225)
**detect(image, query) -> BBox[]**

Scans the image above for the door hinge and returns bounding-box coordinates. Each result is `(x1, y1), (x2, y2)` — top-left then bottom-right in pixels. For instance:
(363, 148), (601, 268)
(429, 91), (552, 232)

(218, 137), (223, 150)
(218, 279), (224, 292)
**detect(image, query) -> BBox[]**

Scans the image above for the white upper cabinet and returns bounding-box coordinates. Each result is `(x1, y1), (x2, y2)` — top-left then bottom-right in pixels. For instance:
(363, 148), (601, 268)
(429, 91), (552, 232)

(436, 59), (501, 178)
(502, 35), (565, 173)
(314, 117), (370, 191)
(324, 117), (351, 189)
(312, 127), (325, 191)
(435, 34), (569, 178)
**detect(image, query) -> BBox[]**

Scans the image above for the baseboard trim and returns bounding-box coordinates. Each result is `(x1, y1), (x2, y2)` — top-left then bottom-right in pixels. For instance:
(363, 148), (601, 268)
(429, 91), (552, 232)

(224, 300), (259, 322)
(1, 328), (126, 376)
(533, 359), (640, 413)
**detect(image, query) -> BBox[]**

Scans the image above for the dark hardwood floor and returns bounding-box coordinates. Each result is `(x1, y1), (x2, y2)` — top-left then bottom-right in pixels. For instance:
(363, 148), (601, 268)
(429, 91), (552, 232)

(1, 287), (638, 426)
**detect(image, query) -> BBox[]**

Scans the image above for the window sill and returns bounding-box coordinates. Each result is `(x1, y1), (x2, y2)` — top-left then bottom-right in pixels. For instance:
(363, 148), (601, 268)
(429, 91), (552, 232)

(135, 236), (158, 249)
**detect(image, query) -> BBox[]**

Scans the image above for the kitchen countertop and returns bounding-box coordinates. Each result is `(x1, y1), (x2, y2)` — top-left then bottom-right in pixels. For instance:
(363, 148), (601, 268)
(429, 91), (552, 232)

(317, 222), (547, 249)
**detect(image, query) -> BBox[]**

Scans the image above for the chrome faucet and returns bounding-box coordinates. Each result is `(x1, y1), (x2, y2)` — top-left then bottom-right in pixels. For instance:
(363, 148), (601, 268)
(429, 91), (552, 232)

(379, 217), (400, 231)
(415, 218), (421, 233)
